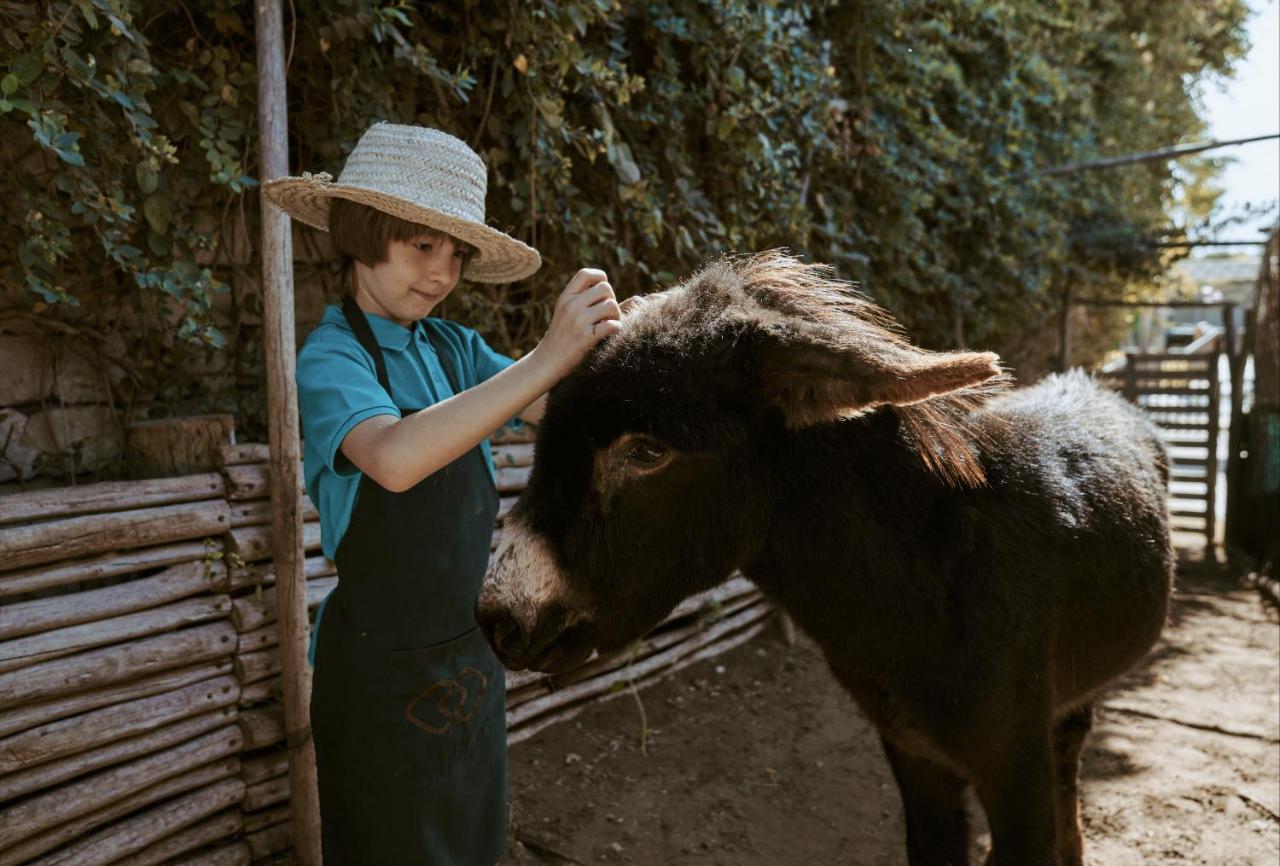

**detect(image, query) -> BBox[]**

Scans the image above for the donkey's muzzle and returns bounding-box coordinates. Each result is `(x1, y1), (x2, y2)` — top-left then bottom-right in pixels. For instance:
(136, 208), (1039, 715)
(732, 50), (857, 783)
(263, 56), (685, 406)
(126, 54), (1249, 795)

(476, 595), (594, 673)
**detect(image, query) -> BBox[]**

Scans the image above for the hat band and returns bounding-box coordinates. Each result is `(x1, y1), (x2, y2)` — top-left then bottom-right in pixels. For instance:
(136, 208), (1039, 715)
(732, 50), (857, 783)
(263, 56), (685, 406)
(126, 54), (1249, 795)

(336, 177), (486, 224)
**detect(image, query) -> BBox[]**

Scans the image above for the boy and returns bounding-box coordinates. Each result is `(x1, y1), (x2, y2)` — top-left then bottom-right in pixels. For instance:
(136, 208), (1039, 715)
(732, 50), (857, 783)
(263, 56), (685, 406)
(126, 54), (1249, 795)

(264, 123), (621, 864)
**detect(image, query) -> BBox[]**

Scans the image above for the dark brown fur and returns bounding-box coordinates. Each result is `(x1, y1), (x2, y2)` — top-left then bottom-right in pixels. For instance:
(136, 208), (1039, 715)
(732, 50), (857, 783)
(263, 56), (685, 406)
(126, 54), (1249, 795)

(478, 251), (1174, 866)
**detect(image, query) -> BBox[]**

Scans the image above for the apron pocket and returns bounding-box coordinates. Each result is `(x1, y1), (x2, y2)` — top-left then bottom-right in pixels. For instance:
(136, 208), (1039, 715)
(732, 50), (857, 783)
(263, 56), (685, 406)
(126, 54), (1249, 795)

(388, 626), (505, 775)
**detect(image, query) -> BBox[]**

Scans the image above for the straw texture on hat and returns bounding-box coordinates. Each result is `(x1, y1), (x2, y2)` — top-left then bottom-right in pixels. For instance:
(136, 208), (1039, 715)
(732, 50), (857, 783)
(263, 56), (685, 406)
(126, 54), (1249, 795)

(262, 123), (540, 283)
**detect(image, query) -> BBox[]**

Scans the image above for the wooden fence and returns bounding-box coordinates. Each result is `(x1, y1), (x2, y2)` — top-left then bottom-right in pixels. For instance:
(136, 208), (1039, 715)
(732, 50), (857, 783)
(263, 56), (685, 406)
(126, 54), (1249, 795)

(1100, 350), (1223, 541)
(0, 429), (772, 864)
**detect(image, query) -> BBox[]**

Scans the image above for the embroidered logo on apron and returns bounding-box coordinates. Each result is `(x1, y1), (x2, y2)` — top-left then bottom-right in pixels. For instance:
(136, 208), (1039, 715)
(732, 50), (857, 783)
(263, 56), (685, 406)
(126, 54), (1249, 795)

(403, 666), (490, 735)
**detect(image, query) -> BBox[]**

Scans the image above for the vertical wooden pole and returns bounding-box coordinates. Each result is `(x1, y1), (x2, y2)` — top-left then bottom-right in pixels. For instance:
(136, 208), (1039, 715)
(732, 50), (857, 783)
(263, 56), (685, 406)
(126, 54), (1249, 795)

(254, 1), (321, 863)
(1206, 347), (1222, 546)
(777, 611), (798, 647)
(1222, 302), (1244, 548)
(1058, 286), (1073, 372)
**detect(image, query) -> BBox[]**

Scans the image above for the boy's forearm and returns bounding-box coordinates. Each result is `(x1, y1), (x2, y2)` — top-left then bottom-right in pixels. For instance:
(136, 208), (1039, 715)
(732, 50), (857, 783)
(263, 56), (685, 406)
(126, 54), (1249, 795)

(347, 350), (557, 491)
(517, 393), (548, 425)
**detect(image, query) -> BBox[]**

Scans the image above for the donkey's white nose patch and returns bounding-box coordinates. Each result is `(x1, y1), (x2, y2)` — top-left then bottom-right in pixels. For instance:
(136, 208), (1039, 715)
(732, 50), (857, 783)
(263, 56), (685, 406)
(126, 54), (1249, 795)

(485, 515), (569, 611)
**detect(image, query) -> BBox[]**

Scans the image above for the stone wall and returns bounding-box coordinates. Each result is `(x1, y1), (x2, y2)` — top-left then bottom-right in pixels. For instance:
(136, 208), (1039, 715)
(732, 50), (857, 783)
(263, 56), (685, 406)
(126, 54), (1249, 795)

(0, 331), (127, 484)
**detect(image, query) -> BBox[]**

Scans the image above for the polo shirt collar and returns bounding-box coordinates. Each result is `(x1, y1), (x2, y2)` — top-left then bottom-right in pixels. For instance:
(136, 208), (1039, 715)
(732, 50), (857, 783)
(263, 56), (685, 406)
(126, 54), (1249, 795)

(324, 303), (418, 351)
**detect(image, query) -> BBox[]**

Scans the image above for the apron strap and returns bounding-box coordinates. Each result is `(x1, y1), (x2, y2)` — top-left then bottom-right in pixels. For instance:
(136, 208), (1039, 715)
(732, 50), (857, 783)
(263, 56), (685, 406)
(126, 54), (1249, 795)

(422, 325), (465, 396)
(342, 296), (466, 400)
(341, 296), (393, 397)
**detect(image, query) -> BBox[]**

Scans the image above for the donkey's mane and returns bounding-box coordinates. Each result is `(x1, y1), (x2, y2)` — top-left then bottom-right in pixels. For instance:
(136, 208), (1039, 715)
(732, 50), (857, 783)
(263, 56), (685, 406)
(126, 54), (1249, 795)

(623, 250), (1007, 488)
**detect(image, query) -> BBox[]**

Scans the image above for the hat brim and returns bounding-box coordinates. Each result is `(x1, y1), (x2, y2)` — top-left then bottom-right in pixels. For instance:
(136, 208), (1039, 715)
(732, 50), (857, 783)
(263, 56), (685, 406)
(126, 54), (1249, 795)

(261, 177), (541, 283)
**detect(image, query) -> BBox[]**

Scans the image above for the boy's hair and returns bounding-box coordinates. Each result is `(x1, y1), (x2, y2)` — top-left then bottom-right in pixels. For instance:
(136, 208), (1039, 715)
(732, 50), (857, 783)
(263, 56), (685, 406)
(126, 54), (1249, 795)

(329, 198), (477, 290)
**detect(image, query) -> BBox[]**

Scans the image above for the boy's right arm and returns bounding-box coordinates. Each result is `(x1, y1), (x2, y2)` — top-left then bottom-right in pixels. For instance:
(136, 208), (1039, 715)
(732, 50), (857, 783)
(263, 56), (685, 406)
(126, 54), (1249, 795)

(340, 269), (621, 492)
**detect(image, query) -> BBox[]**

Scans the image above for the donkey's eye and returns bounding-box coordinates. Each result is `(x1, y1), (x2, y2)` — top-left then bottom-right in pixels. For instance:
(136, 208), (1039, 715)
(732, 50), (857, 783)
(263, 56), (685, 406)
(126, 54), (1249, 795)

(626, 441), (668, 466)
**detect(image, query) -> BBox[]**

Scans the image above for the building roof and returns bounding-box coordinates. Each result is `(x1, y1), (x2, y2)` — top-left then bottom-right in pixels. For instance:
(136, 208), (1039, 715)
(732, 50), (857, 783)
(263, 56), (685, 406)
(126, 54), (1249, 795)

(1174, 255), (1261, 287)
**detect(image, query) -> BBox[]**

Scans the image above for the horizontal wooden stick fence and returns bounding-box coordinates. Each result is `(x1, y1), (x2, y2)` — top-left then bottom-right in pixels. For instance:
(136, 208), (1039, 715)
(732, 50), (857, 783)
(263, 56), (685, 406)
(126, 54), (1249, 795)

(0, 427), (774, 863)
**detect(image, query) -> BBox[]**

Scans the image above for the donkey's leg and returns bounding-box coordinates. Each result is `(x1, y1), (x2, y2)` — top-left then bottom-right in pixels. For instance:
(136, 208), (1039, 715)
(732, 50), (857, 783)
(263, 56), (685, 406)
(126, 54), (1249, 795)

(881, 736), (970, 866)
(1052, 704), (1094, 866)
(974, 725), (1057, 866)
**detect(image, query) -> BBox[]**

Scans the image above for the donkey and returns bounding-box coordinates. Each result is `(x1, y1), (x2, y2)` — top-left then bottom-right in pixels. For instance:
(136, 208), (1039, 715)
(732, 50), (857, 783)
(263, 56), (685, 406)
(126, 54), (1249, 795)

(477, 251), (1173, 866)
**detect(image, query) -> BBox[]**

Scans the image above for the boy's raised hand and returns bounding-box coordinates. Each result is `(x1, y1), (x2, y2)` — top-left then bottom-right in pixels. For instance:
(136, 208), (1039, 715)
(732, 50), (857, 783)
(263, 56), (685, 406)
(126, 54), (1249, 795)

(532, 268), (622, 381)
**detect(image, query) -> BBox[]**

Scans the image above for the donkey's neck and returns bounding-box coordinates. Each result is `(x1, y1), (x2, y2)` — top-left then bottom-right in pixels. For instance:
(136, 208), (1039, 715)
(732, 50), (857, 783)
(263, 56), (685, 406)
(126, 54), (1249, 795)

(742, 409), (967, 665)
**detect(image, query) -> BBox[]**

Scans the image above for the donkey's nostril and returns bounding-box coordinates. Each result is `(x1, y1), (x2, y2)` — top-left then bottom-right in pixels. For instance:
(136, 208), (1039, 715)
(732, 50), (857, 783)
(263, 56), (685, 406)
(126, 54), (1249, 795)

(477, 603), (529, 661)
(494, 614), (523, 655)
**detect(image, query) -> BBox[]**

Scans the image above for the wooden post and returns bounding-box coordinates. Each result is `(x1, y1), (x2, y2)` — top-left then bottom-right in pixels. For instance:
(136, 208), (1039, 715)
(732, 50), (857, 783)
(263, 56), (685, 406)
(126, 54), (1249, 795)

(1222, 302), (1244, 548)
(1206, 348), (1222, 546)
(776, 612), (798, 647)
(254, 1), (320, 863)
(1058, 286), (1072, 372)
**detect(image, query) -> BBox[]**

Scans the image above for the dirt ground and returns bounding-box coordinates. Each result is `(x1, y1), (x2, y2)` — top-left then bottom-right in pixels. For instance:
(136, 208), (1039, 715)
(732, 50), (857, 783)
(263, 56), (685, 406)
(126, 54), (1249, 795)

(498, 555), (1280, 866)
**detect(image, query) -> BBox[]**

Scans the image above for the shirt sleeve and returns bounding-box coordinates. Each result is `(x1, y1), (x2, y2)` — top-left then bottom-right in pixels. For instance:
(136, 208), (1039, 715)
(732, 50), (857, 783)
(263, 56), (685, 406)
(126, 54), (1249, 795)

(464, 326), (517, 384)
(296, 326), (401, 476)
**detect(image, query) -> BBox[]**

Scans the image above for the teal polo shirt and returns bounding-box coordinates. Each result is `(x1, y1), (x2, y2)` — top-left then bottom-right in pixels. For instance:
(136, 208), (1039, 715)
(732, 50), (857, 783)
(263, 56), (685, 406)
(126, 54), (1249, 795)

(296, 303), (520, 665)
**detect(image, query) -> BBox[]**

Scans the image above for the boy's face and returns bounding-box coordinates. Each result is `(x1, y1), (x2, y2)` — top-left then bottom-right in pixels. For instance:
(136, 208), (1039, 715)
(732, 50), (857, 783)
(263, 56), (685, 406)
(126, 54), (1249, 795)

(354, 229), (468, 326)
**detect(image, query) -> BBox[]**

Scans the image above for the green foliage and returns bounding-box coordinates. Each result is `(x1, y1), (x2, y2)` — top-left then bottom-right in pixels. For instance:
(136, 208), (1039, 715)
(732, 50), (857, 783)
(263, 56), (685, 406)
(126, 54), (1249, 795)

(811, 0), (1249, 351)
(0, 0), (1250, 435)
(1, 0), (238, 333)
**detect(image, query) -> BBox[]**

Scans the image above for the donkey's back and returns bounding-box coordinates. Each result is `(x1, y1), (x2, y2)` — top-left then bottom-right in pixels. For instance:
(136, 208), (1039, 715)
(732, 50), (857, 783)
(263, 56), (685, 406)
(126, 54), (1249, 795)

(978, 370), (1170, 547)
(985, 370), (1168, 495)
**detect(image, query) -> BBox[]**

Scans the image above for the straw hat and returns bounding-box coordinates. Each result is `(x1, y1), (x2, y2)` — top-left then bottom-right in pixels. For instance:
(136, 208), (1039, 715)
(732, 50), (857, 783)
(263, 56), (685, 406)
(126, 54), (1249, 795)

(262, 123), (540, 283)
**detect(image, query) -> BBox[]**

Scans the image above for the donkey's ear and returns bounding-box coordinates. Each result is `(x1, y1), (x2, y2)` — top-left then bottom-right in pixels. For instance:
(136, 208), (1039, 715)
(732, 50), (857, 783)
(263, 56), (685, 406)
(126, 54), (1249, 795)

(747, 320), (1003, 428)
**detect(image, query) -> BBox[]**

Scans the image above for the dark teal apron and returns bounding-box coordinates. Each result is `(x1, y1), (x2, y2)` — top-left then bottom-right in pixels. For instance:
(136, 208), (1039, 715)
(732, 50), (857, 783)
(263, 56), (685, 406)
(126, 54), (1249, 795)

(309, 297), (506, 865)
